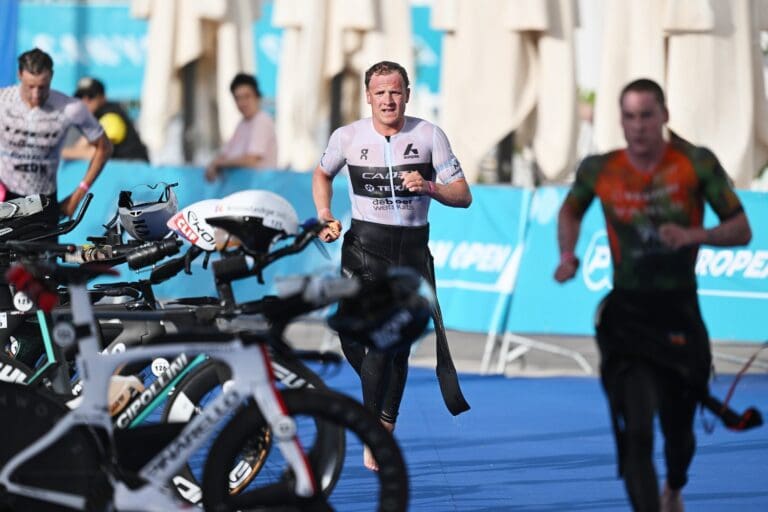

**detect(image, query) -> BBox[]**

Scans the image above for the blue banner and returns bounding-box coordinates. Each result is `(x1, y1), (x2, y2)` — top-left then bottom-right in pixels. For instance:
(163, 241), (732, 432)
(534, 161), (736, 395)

(18, 2), (147, 101)
(429, 186), (531, 333)
(0, 0), (19, 87)
(506, 186), (605, 335)
(696, 191), (768, 342)
(411, 5), (441, 95)
(506, 186), (768, 343)
(254, 1), (281, 105)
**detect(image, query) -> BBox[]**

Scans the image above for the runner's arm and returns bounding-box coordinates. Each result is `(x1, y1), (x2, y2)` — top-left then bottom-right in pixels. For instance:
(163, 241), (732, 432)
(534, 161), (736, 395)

(312, 165), (342, 242)
(659, 211), (752, 249)
(554, 200), (584, 283)
(60, 133), (112, 217)
(429, 177), (471, 208)
(61, 136), (94, 160)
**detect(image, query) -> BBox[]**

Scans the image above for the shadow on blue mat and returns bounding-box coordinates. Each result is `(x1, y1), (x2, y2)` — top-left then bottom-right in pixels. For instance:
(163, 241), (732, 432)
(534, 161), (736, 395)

(314, 364), (768, 511)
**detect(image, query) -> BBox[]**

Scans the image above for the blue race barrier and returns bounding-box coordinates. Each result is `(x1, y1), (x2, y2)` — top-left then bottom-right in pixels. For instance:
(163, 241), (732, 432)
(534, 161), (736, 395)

(506, 186), (768, 343)
(429, 186), (531, 333)
(696, 191), (768, 342)
(505, 186), (605, 335)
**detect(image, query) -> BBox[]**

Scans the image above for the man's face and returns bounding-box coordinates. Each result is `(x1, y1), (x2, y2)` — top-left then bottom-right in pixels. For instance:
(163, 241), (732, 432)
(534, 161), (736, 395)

(620, 90), (668, 158)
(232, 84), (259, 118)
(366, 72), (409, 133)
(18, 69), (52, 108)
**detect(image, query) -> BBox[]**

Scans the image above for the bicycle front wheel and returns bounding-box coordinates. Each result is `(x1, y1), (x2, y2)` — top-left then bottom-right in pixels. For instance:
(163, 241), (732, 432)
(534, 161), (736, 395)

(202, 388), (408, 512)
(161, 353), (346, 506)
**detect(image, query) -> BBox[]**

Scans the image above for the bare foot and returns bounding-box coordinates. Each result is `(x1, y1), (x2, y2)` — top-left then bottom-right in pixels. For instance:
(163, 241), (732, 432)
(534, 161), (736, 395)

(364, 420), (395, 472)
(660, 481), (684, 512)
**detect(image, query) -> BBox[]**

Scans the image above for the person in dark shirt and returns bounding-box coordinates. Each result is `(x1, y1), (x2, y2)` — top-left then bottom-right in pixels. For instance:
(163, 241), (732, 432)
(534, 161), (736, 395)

(555, 78), (752, 512)
(63, 77), (149, 162)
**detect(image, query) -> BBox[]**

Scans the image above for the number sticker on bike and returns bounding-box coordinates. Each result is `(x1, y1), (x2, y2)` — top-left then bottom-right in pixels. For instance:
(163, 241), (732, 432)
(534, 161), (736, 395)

(13, 291), (33, 312)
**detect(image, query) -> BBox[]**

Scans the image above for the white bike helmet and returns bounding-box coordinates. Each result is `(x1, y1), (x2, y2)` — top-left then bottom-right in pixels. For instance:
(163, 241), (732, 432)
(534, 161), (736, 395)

(167, 198), (220, 251)
(118, 183), (178, 241)
(205, 190), (299, 255)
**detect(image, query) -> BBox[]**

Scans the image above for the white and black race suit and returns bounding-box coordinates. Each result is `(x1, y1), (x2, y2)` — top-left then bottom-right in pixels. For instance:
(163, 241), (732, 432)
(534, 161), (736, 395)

(0, 86), (103, 196)
(319, 116), (470, 417)
(318, 116), (465, 227)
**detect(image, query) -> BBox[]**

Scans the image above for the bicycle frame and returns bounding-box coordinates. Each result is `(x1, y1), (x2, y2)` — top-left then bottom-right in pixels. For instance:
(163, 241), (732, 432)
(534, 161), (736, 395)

(0, 279), (317, 510)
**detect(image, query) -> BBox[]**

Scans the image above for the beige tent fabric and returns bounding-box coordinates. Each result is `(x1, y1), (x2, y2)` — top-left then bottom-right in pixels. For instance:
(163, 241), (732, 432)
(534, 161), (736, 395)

(131, 0), (260, 160)
(432, 0), (579, 183)
(512, 0), (580, 181)
(666, 0), (768, 188)
(273, 0), (328, 170)
(593, 0), (768, 187)
(592, 0), (667, 153)
(663, 0), (715, 32)
(273, 0), (413, 171)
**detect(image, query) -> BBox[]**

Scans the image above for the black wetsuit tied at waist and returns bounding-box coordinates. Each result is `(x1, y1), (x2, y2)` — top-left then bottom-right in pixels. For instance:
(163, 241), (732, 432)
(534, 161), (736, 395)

(341, 219), (470, 416)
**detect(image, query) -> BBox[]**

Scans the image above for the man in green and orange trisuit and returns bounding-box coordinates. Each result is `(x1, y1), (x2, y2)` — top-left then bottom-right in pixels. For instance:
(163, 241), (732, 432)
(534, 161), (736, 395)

(555, 78), (752, 512)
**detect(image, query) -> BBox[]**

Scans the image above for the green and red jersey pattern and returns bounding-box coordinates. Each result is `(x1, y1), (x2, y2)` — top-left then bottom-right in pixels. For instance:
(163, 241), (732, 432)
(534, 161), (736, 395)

(565, 137), (744, 291)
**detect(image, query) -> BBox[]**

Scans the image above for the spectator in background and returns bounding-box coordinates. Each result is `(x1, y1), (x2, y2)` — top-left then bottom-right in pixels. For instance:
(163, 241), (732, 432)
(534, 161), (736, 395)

(63, 76), (149, 162)
(205, 73), (277, 182)
(554, 78), (752, 512)
(0, 48), (111, 220)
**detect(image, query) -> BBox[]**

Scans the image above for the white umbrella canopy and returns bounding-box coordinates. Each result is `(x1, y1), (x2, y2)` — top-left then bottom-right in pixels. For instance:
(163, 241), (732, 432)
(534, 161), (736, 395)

(511, 0), (580, 182)
(273, 0), (413, 171)
(432, 0), (579, 183)
(593, 0), (768, 187)
(131, 0), (261, 163)
(592, 0), (667, 154)
(665, 0), (768, 188)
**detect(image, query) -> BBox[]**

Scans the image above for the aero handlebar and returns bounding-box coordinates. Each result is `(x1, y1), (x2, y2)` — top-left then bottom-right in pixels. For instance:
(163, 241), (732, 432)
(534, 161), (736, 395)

(212, 220), (327, 284)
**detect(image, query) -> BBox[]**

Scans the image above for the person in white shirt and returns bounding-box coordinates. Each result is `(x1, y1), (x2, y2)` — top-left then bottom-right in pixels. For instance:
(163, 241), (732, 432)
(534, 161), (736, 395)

(205, 73), (277, 182)
(0, 48), (112, 219)
(312, 60), (472, 471)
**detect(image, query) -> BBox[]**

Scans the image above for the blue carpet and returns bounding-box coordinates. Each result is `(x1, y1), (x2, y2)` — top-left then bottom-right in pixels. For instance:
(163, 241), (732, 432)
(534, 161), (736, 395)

(314, 364), (768, 511)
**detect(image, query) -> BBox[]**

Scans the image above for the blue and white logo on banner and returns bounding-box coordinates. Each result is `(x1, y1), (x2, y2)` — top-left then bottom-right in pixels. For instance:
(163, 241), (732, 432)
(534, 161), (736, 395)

(696, 192), (768, 342)
(507, 186), (608, 335)
(507, 187), (767, 343)
(429, 186), (531, 333)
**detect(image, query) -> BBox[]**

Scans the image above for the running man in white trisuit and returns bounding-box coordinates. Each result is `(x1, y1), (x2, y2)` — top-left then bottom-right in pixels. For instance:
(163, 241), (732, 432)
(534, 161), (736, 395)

(312, 60), (472, 471)
(0, 48), (112, 359)
(0, 48), (112, 220)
